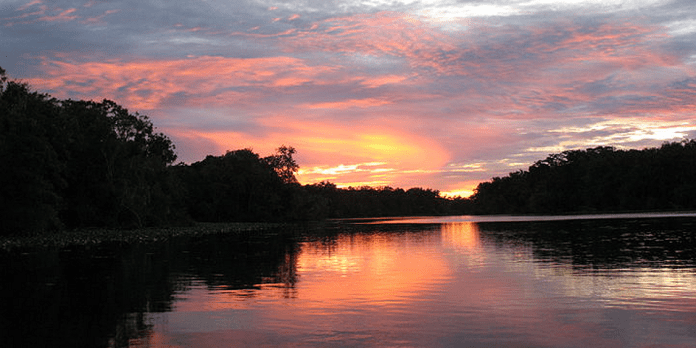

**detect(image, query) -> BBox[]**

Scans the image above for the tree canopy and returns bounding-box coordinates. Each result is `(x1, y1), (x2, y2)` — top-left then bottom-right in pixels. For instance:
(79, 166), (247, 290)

(1, 69), (180, 233)
(470, 142), (696, 214)
(174, 147), (297, 222)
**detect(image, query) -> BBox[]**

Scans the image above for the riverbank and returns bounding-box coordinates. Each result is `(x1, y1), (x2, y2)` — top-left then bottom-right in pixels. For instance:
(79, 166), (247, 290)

(0, 222), (287, 252)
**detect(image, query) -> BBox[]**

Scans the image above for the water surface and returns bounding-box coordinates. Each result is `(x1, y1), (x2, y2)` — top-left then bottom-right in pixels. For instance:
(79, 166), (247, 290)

(2, 214), (695, 347)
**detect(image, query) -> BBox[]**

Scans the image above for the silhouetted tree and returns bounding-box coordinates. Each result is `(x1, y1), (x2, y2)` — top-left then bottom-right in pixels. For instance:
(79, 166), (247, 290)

(0, 71), (65, 233)
(264, 145), (299, 184)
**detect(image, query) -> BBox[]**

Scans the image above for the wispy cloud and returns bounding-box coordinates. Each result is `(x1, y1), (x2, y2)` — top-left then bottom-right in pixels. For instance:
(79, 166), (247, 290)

(27, 55), (337, 110)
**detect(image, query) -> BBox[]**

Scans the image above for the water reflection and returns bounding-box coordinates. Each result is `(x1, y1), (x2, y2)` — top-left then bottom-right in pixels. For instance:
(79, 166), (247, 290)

(1, 217), (696, 347)
(0, 230), (299, 347)
(476, 217), (696, 269)
(296, 230), (451, 310)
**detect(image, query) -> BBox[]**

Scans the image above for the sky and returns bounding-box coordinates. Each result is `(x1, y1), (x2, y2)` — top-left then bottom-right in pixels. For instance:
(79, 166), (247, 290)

(2, 0), (695, 197)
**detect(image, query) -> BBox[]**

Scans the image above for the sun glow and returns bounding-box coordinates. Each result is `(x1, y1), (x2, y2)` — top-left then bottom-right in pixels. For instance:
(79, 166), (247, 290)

(441, 188), (475, 198)
(167, 119), (450, 190)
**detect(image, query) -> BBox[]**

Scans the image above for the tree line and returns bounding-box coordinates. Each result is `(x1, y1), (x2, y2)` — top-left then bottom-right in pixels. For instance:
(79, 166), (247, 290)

(2, 67), (694, 235)
(470, 142), (696, 214)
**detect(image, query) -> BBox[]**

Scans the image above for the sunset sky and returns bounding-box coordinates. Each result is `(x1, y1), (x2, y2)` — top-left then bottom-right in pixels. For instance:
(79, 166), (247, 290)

(2, 0), (695, 196)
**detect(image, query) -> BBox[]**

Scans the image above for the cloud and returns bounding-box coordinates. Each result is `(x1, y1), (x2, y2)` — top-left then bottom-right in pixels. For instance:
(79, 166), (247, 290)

(3, 1), (91, 26)
(5, 0), (696, 196)
(25, 55), (337, 110)
(302, 98), (392, 109)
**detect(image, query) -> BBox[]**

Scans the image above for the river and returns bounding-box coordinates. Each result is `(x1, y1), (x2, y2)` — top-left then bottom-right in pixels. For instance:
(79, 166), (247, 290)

(2, 213), (695, 347)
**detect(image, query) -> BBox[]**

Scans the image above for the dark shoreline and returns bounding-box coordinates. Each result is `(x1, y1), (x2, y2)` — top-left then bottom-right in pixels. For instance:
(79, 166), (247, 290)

(0, 222), (287, 252)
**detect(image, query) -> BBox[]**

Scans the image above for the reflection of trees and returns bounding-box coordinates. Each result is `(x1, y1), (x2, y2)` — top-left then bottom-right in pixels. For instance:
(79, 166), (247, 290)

(476, 218), (696, 269)
(181, 231), (299, 294)
(0, 244), (173, 347)
(0, 229), (300, 347)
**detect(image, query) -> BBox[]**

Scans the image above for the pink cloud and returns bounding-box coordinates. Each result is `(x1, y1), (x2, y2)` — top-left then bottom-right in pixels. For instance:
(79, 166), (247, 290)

(27, 55), (337, 110)
(360, 75), (411, 88)
(82, 9), (120, 24)
(284, 12), (459, 72)
(276, 12), (691, 125)
(39, 8), (78, 22)
(2, 4), (48, 25)
(6, 3), (80, 25)
(303, 98), (392, 109)
(17, 0), (42, 12)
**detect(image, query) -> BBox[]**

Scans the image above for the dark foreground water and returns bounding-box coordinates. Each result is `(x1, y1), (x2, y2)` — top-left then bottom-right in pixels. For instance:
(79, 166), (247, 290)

(2, 214), (696, 347)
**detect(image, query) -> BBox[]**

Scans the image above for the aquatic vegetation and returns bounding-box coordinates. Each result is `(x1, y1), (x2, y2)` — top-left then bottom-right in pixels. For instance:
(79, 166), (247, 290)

(0, 222), (285, 252)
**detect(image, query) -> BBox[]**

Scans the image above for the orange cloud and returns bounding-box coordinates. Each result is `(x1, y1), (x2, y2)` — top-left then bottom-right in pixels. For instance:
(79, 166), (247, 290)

(279, 10), (688, 118)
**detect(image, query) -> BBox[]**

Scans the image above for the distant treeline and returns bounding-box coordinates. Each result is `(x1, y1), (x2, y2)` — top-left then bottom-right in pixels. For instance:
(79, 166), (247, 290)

(2, 67), (695, 235)
(470, 141), (696, 214)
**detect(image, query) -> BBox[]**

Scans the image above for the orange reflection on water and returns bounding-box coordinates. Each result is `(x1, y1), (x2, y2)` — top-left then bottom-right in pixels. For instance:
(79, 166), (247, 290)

(440, 222), (489, 270)
(295, 233), (451, 310)
(440, 222), (481, 251)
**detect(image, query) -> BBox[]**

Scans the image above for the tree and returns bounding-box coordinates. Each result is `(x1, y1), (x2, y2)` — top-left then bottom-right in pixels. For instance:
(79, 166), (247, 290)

(264, 145), (299, 184)
(0, 72), (65, 234)
(58, 99), (179, 228)
(0, 67), (181, 233)
(177, 148), (294, 222)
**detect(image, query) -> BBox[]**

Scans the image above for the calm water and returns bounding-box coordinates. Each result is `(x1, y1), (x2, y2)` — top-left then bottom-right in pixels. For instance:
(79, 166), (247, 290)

(2, 214), (696, 347)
